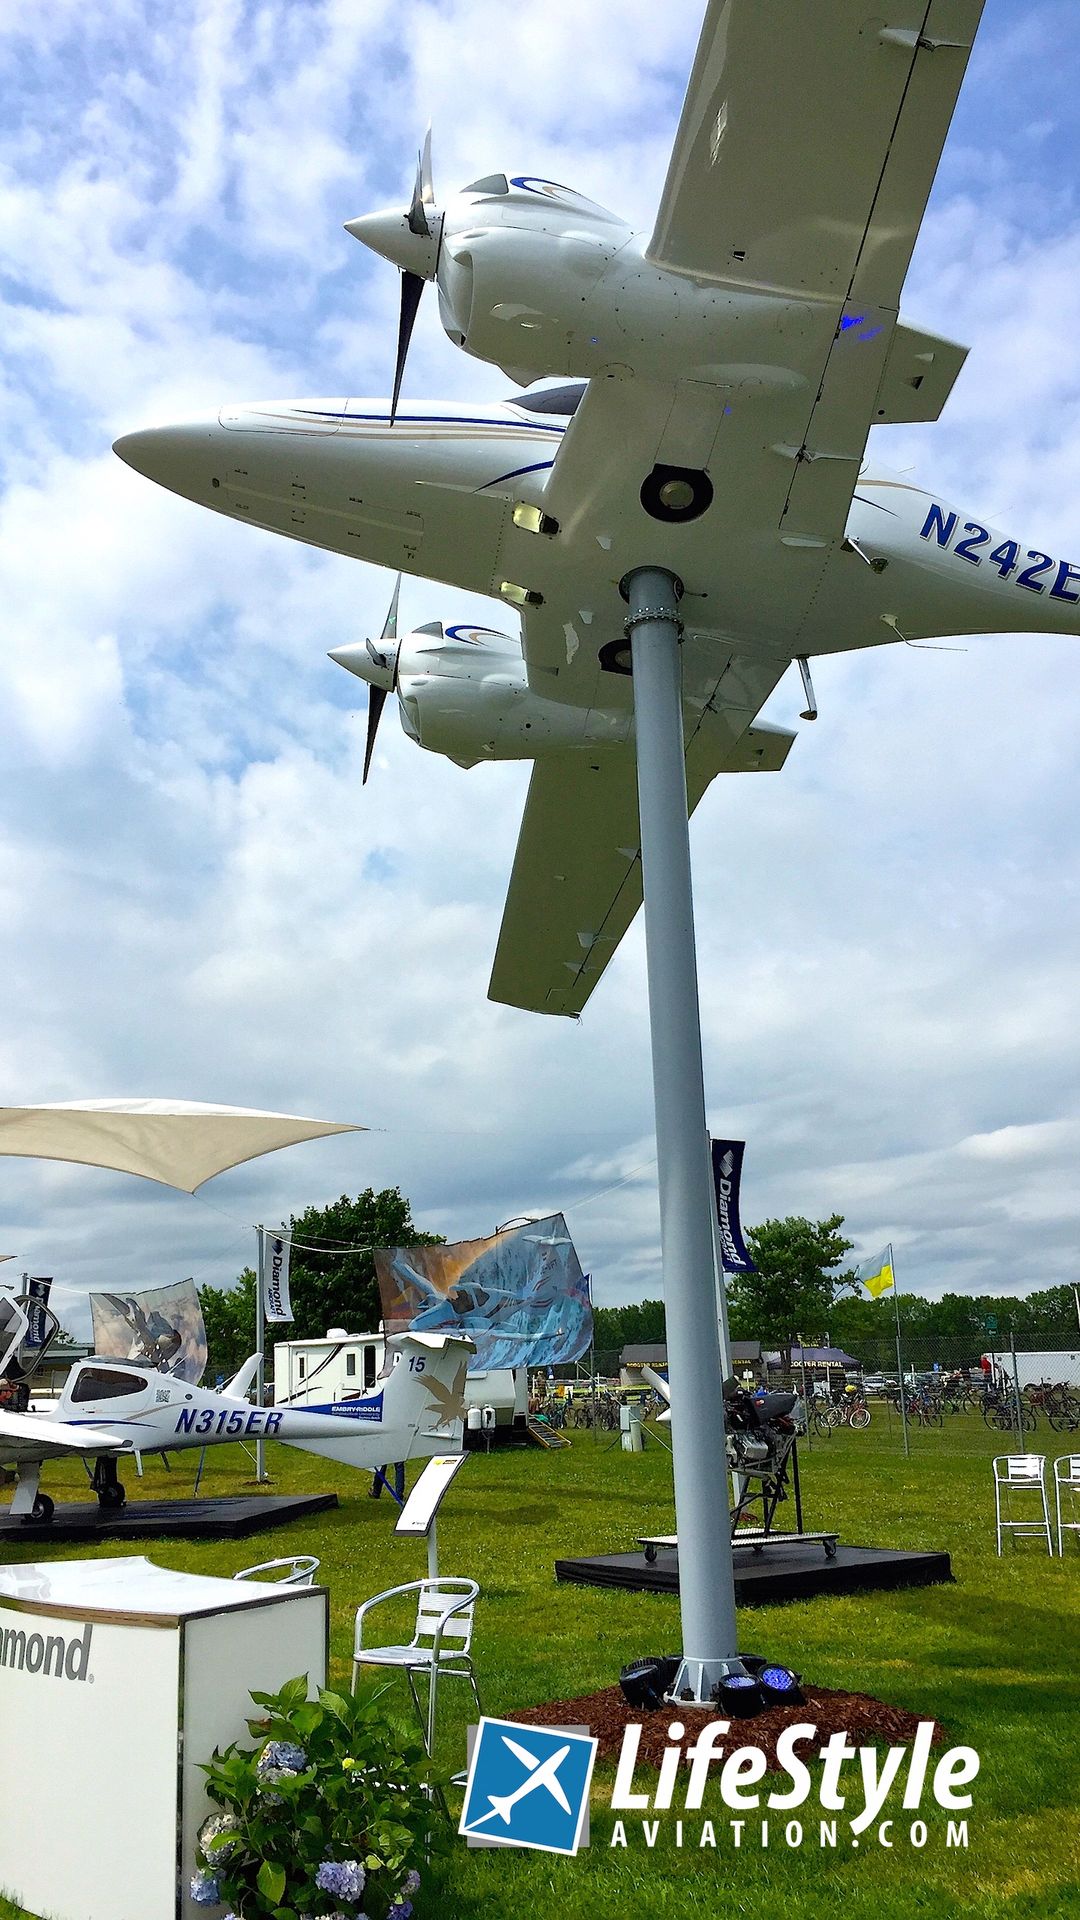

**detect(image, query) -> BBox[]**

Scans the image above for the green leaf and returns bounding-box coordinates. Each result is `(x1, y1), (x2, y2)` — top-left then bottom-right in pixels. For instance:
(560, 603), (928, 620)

(279, 1674), (310, 1707)
(318, 1688), (354, 1724)
(257, 1859), (287, 1906)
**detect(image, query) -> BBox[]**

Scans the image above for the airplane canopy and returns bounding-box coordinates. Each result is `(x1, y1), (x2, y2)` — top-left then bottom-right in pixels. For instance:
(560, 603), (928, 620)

(0, 1099), (364, 1193)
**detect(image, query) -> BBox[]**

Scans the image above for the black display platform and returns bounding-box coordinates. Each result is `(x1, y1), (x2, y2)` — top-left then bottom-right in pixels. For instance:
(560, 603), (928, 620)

(555, 1539), (952, 1605)
(0, 1493), (338, 1544)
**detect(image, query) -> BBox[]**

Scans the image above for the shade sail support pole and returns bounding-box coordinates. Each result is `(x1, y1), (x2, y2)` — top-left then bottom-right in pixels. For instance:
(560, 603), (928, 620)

(255, 1224), (268, 1483)
(625, 565), (745, 1705)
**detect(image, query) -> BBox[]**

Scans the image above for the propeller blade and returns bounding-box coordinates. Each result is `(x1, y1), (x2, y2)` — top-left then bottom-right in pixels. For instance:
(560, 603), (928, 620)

(407, 125), (434, 237)
(391, 270), (425, 424)
(363, 685), (389, 785)
(382, 573), (401, 642)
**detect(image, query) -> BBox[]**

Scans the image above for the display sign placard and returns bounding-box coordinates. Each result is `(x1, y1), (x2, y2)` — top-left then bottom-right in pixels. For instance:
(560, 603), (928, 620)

(394, 1451), (469, 1536)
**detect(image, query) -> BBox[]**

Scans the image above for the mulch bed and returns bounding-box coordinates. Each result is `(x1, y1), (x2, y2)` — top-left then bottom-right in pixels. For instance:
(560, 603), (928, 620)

(506, 1685), (943, 1773)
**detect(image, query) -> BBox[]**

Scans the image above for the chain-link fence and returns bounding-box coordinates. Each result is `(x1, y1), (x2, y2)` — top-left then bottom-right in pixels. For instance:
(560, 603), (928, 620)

(786, 1327), (1080, 1458)
(534, 1331), (1080, 1456)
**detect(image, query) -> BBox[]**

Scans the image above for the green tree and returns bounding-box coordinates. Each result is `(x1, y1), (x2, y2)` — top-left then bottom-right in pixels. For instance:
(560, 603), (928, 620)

(198, 1188), (442, 1377)
(591, 1298), (666, 1358)
(727, 1215), (856, 1359)
(200, 1266), (257, 1379)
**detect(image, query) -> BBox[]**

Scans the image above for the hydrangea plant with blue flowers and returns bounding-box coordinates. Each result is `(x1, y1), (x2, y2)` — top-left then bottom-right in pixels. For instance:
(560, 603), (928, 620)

(192, 1673), (442, 1919)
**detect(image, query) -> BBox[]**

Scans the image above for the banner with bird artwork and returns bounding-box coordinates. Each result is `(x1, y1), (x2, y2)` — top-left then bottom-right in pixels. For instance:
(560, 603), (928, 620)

(90, 1278), (207, 1384)
(375, 1213), (592, 1371)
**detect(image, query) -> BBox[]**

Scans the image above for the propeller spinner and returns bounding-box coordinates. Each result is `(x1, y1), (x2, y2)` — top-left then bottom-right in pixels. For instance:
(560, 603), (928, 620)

(345, 130), (443, 423)
(328, 575), (402, 784)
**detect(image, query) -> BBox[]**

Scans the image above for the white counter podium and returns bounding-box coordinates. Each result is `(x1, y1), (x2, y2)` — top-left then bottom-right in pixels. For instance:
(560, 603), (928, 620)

(0, 1555), (328, 1920)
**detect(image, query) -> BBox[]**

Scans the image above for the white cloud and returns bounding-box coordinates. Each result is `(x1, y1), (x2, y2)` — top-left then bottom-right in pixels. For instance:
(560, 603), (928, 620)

(4, 0), (1080, 1346)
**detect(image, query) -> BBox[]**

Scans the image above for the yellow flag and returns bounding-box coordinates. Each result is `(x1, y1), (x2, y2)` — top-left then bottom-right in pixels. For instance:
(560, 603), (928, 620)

(857, 1245), (894, 1299)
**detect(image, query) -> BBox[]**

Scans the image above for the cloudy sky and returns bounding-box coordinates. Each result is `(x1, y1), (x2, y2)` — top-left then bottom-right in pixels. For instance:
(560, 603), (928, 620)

(3, 0), (1080, 1341)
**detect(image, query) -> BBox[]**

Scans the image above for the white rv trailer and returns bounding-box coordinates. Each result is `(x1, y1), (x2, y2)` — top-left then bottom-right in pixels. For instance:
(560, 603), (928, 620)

(272, 1328), (528, 1436)
(982, 1350), (1080, 1393)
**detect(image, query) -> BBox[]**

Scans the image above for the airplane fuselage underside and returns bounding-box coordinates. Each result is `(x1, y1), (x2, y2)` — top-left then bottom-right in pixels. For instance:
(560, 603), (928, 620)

(117, 400), (1080, 707)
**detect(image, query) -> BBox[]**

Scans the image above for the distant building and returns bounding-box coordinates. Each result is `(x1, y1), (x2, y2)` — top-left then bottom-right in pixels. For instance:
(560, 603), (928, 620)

(620, 1340), (762, 1386)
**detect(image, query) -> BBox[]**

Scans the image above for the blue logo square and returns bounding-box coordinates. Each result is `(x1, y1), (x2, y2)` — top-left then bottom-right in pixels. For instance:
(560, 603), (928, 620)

(459, 1717), (597, 1855)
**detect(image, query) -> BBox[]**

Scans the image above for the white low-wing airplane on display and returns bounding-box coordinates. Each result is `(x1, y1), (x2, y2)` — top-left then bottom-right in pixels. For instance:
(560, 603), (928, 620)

(0, 1331), (471, 1524)
(113, 0), (1077, 1018)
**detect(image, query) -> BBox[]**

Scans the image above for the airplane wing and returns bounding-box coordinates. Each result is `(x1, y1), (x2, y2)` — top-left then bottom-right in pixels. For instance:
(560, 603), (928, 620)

(648, 0), (982, 304)
(506, 5), (980, 709)
(0, 1408), (130, 1465)
(488, 651), (792, 1015)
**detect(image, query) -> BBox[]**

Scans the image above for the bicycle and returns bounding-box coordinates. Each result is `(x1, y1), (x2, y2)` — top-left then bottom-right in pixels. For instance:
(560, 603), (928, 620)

(906, 1389), (943, 1429)
(1046, 1386), (1080, 1434)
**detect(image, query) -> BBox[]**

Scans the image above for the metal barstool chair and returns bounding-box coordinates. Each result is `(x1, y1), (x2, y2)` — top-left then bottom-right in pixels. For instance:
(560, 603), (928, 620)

(351, 1577), (481, 1753)
(1053, 1455), (1080, 1556)
(233, 1555), (321, 1586)
(993, 1455), (1052, 1555)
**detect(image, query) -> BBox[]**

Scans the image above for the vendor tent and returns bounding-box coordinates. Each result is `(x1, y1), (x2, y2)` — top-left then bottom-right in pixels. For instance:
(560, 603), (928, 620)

(764, 1344), (860, 1370)
(0, 1100), (363, 1194)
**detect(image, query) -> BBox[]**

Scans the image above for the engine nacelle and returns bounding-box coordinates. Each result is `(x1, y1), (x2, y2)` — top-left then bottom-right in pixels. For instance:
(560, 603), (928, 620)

(331, 614), (632, 772)
(350, 165), (809, 392)
(435, 176), (806, 389)
(396, 619), (630, 764)
(436, 176), (632, 380)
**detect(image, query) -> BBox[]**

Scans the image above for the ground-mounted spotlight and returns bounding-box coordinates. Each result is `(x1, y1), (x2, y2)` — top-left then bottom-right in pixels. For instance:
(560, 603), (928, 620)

(619, 1656), (680, 1711)
(757, 1665), (805, 1707)
(712, 1672), (762, 1718)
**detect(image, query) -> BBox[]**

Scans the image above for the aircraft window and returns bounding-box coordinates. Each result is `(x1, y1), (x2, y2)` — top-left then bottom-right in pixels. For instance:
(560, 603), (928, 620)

(346, 1352), (356, 1377)
(464, 173), (509, 195)
(70, 1366), (147, 1403)
(506, 383), (587, 417)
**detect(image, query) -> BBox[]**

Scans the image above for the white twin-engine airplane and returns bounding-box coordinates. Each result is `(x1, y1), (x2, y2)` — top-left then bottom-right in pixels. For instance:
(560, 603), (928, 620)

(114, 0), (1079, 1017)
(0, 1331), (471, 1524)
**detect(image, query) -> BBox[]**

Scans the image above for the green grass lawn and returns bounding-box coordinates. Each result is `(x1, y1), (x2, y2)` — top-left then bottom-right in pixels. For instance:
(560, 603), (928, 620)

(2, 1410), (1079, 1918)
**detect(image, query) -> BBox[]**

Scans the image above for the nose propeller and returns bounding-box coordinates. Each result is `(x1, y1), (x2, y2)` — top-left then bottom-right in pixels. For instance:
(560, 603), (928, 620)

(346, 129), (442, 425)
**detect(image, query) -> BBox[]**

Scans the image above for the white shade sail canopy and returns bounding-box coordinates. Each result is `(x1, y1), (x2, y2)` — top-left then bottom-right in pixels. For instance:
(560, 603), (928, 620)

(0, 1100), (364, 1194)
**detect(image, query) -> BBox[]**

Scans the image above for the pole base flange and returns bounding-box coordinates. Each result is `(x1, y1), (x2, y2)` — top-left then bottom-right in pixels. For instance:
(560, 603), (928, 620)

(665, 1655), (750, 1706)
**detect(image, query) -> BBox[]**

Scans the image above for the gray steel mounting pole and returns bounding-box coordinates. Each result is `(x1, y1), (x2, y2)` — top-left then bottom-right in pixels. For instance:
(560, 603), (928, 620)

(626, 565), (745, 1704)
(895, 1329), (911, 1458)
(1010, 1325), (1024, 1448)
(255, 1224), (268, 1482)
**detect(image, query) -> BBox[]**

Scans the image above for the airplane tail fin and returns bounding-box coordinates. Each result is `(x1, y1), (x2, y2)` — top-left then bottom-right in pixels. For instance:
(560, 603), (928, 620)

(277, 1332), (474, 1468)
(223, 1353), (261, 1402)
(486, 1794), (516, 1825)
